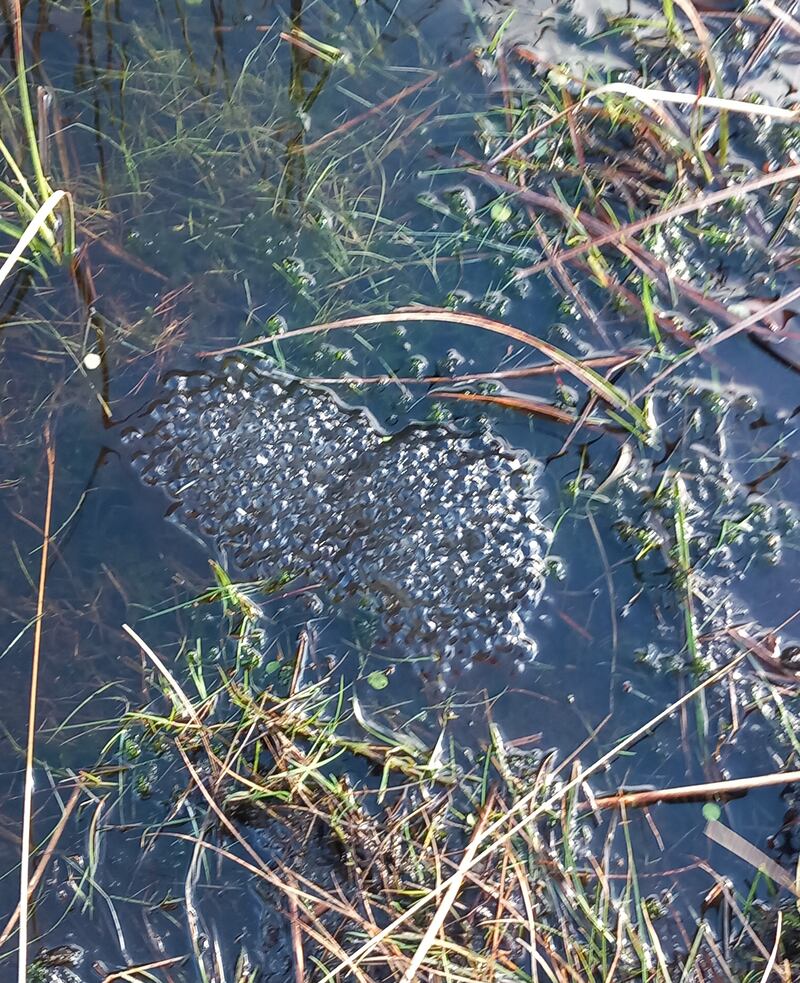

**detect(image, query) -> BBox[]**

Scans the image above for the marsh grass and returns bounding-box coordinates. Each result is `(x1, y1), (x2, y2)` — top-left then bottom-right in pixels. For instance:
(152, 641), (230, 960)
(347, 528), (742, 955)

(0, 1), (74, 288)
(31, 0), (800, 403)
(90, 583), (796, 982)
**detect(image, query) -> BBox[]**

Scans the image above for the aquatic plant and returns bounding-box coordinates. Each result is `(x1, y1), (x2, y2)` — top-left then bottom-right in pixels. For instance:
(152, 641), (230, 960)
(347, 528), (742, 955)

(0, 1), (74, 288)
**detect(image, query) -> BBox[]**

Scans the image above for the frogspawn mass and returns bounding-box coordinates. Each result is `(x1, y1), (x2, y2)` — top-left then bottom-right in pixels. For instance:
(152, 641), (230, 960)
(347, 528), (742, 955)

(124, 358), (552, 684)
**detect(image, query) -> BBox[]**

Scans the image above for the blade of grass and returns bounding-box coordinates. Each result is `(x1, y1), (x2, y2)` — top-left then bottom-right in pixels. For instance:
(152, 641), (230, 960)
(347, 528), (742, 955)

(673, 477), (700, 669)
(0, 189), (71, 288)
(10, 0), (51, 207)
(198, 308), (649, 431)
(0, 139), (40, 215)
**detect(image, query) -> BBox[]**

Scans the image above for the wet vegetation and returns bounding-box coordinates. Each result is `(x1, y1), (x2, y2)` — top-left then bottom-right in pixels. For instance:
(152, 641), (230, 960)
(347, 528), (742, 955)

(2, 0), (800, 979)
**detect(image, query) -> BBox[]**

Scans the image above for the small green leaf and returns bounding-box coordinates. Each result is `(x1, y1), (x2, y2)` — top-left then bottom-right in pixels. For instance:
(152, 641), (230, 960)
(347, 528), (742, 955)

(490, 200), (513, 223)
(265, 660), (281, 675)
(702, 802), (721, 822)
(367, 671), (389, 691)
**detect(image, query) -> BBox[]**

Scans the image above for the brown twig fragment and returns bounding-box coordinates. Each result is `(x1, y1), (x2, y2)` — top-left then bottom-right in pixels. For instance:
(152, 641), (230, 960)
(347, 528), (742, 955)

(433, 390), (613, 430)
(589, 770), (800, 812)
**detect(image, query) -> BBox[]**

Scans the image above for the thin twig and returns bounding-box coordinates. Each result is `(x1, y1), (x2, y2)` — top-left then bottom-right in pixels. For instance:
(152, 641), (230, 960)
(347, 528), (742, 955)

(17, 429), (56, 983)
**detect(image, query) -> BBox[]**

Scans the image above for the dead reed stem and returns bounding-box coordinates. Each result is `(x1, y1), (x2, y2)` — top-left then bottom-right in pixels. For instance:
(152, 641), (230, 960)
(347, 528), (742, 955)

(0, 781), (81, 949)
(17, 430), (56, 983)
(589, 769), (800, 812)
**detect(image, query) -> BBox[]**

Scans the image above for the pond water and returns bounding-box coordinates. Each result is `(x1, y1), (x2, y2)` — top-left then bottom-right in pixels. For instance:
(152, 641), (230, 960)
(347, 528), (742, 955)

(1, 0), (800, 978)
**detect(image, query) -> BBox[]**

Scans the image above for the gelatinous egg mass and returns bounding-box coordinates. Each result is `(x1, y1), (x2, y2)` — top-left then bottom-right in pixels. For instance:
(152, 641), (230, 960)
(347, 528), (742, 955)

(124, 359), (551, 677)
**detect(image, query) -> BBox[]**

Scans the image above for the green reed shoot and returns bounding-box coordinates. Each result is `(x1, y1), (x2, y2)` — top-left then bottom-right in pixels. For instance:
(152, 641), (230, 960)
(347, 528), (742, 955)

(0, 0), (74, 286)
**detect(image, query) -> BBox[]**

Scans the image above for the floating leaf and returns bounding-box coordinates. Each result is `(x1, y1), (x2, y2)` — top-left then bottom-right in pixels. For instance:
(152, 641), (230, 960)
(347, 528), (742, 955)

(702, 802), (721, 822)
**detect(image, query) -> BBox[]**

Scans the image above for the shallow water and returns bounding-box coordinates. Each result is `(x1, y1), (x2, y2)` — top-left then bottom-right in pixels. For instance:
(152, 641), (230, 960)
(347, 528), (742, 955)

(1, 0), (800, 977)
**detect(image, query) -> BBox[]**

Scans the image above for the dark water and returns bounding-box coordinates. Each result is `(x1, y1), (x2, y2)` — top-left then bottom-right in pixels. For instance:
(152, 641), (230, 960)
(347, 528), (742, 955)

(1, 0), (800, 977)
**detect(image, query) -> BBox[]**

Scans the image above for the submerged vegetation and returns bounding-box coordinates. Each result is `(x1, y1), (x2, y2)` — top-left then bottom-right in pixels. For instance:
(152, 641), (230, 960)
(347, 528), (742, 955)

(2, 0), (800, 979)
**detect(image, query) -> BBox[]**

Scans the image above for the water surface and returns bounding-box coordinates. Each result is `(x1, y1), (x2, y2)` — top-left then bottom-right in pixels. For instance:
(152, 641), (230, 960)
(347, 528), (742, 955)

(1, 0), (799, 976)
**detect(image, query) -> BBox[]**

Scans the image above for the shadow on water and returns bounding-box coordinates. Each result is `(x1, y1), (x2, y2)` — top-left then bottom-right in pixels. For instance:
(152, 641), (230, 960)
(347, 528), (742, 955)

(1, 0), (800, 978)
